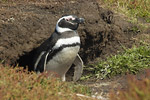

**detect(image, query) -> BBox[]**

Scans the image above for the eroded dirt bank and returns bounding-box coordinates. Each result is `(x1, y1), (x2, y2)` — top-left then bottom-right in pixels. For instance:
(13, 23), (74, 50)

(0, 0), (136, 70)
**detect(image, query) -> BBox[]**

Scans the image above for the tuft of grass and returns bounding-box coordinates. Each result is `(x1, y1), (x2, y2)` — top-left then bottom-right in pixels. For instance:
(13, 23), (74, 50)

(110, 71), (150, 100)
(83, 45), (150, 79)
(0, 64), (93, 100)
(98, 0), (150, 23)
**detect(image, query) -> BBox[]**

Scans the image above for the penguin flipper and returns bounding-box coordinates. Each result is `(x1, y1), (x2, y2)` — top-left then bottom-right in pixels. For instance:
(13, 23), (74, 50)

(73, 54), (84, 82)
(34, 51), (50, 73)
(34, 51), (45, 70)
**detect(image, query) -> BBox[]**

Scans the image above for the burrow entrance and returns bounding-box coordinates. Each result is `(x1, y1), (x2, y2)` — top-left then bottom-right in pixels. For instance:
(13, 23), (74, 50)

(0, 0), (136, 73)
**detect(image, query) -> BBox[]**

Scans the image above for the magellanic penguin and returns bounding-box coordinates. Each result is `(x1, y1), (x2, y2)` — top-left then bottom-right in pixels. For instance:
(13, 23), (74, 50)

(34, 15), (84, 81)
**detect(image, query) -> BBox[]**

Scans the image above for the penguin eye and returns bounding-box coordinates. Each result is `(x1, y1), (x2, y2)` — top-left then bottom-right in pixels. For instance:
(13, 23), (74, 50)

(66, 18), (73, 21)
(66, 19), (69, 21)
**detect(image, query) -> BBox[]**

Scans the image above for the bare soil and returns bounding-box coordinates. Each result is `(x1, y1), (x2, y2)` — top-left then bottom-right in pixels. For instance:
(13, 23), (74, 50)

(0, 0), (136, 67)
(0, 0), (145, 99)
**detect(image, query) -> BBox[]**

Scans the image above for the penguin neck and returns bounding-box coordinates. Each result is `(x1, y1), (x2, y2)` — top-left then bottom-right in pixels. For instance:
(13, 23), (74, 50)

(54, 29), (79, 38)
(55, 25), (76, 33)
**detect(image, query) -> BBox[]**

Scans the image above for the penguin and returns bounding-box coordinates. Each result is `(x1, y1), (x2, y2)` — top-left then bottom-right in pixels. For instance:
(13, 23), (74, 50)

(33, 15), (84, 81)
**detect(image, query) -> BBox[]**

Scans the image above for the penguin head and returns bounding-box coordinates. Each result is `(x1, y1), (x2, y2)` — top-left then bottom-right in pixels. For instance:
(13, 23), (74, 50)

(56, 15), (84, 33)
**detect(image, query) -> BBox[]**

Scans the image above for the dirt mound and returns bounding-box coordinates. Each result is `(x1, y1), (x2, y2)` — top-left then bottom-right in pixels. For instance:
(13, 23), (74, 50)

(0, 0), (136, 70)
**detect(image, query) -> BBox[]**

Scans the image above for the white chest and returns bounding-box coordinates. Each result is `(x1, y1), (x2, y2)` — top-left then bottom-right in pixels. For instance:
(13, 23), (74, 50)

(46, 46), (80, 75)
(54, 45), (80, 63)
(45, 36), (80, 76)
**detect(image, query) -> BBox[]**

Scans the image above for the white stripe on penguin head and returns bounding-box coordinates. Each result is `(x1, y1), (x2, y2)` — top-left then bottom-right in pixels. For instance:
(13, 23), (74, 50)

(56, 15), (76, 33)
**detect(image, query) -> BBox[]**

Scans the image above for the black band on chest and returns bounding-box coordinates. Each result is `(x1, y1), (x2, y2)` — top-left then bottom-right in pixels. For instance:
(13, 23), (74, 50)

(46, 43), (80, 63)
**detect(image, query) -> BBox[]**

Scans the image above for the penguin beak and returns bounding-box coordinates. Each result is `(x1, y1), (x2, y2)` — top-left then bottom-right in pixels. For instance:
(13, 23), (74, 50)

(76, 18), (85, 24)
(73, 18), (84, 24)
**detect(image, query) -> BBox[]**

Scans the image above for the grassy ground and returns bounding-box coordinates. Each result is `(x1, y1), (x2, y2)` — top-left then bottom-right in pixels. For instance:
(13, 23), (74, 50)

(82, 44), (150, 79)
(99, 0), (150, 23)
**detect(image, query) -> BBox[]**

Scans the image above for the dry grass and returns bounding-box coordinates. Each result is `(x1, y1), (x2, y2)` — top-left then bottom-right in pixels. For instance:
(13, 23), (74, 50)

(110, 69), (150, 100)
(0, 0), (74, 4)
(98, 0), (150, 23)
(0, 64), (96, 100)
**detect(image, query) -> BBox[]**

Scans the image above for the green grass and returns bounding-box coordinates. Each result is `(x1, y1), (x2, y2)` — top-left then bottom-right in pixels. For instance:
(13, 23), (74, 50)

(82, 45), (150, 79)
(0, 64), (94, 100)
(99, 0), (150, 23)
